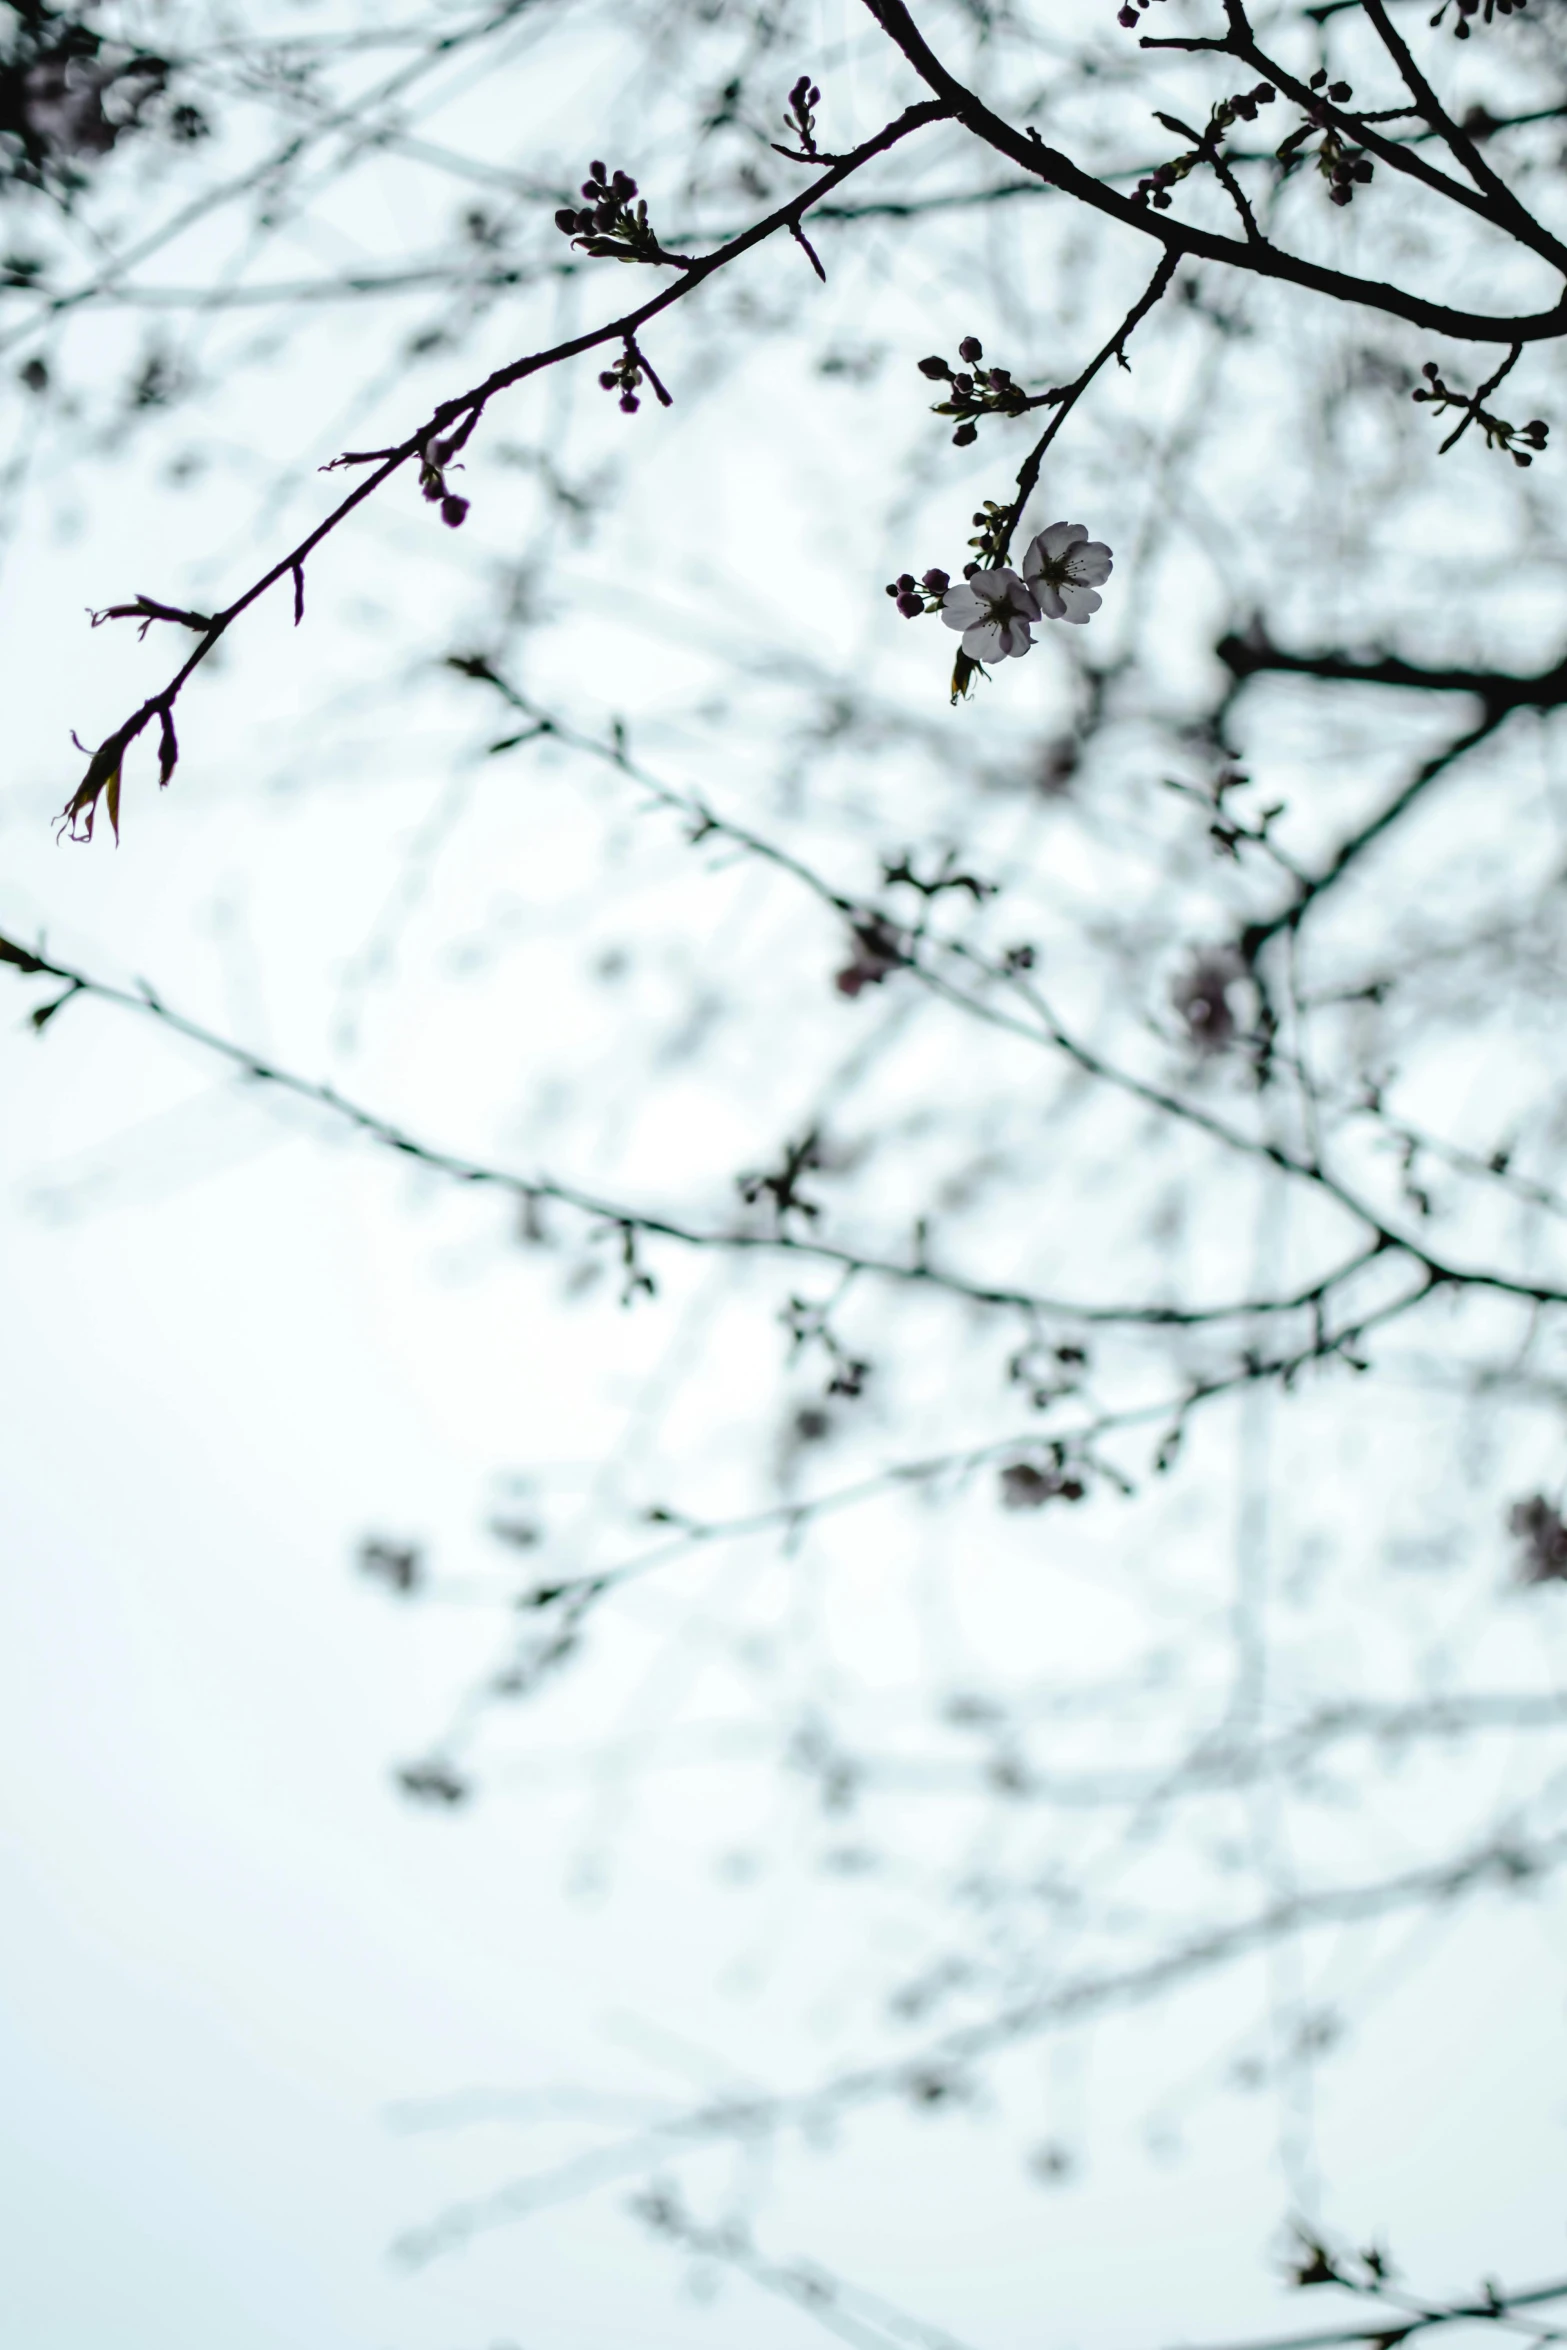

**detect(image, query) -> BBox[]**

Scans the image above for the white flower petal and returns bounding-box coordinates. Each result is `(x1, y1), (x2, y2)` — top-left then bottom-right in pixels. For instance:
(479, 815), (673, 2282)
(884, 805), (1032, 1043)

(1063, 541), (1113, 586)
(941, 585), (985, 632)
(962, 619), (1007, 660)
(1037, 521), (1087, 563)
(1057, 582), (1102, 624)
(998, 619), (1035, 657)
(1033, 579), (1065, 620)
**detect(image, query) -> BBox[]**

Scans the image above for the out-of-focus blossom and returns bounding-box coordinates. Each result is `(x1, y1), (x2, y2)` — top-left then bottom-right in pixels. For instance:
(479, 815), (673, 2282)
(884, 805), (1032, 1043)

(1172, 948), (1243, 1053)
(1510, 1495), (1567, 1584)
(1000, 1460), (1085, 1508)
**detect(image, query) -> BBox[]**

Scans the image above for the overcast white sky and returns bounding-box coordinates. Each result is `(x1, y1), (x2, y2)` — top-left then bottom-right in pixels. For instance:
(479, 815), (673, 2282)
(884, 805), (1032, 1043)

(4, 3), (1567, 2343)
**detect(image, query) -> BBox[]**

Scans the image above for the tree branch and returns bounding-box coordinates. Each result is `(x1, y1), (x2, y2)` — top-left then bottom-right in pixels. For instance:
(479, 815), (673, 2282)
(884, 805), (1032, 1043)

(1218, 626), (1567, 954)
(0, 925), (1407, 1336)
(997, 248), (1178, 561)
(858, 0), (1567, 337)
(59, 99), (949, 842)
(390, 1822), (1567, 2266)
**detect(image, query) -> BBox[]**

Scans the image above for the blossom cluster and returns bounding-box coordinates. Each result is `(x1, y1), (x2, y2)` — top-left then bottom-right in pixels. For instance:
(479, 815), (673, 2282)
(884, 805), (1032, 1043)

(886, 522), (1113, 669)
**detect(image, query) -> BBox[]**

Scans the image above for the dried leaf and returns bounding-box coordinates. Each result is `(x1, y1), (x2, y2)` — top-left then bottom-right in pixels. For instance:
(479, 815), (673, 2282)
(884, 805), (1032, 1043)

(60, 729), (132, 843)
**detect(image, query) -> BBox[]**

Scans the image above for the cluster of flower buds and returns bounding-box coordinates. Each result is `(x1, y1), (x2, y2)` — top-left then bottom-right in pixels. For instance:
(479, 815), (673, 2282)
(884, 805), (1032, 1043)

(417, 433), (469, 527)
(1133, 85), (1275, 209)
(776, 73), (823, 160)
(885, 567), (952, 617)
(917, 336), (1032, 443)
(597, 336), (672, 415)
(963, 496), (1013, 569)
(1116, 0), (1167, 26)
(554, 162), (666, 263)
(1433, 0), (1527, 33)
(1132, 156), (1188, 212)
(1276, 71), (1373, 204)
(1413, 360), (1548, 464)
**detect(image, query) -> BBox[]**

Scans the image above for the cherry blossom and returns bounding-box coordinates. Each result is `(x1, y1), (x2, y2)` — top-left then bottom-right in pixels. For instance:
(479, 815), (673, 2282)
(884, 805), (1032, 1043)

(939, 567), (1041, 662)
(1022, 522), (1113, 624)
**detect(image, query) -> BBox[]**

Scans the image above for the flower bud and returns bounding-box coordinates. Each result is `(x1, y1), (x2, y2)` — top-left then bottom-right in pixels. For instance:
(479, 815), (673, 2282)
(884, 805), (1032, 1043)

(897, 592), (923, 618)
(952, 421), (978, 446)
(896, 573), (917, 592)
(554, 208), (578, 232)
(957, 335), (983, 364)
(590, 159), (606, 181)
(440, 495), (470, 528)
(921, 568), (949, 593)
(620, 391), (640, 412)
(917, 355), (951, 379)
